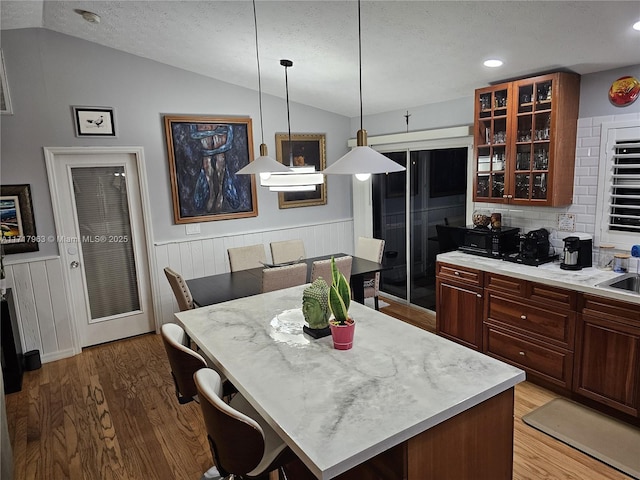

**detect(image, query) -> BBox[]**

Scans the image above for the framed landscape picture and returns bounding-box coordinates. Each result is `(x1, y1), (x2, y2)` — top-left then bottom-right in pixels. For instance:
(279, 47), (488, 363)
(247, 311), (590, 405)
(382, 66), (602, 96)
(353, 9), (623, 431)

(275, 133), (327, 209)
(164, 115), (257, 223)
(1, 184), (39, 254)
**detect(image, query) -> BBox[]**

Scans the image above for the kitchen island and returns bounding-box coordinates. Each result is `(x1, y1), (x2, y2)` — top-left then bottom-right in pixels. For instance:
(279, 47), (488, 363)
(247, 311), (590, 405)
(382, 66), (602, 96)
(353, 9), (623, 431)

(176, 284), (525, 479)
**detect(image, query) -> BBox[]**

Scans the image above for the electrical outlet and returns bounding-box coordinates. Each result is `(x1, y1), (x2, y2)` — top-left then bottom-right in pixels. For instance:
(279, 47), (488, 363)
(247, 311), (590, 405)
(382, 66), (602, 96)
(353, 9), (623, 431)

(185, 224), (200, 235)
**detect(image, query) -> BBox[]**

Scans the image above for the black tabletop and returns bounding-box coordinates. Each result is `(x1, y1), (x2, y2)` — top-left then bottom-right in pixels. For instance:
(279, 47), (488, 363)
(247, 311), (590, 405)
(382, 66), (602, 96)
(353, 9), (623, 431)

(187, 253), (387, 307)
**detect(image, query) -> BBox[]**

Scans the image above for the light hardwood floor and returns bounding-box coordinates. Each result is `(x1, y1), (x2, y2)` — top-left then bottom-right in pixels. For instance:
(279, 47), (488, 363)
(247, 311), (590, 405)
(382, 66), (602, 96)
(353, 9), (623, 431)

(5, 299), (633, 480)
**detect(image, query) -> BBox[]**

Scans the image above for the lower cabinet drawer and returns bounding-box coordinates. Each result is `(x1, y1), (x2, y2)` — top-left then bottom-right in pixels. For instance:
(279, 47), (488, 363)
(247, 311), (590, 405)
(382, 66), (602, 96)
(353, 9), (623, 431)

(484, 323), (573, 389)
(486, 293), (575, 349)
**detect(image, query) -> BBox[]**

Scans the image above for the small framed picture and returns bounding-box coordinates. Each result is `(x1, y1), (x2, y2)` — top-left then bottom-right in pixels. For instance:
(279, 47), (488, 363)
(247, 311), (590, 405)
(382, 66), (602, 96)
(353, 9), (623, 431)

(72, 106), (116, 137)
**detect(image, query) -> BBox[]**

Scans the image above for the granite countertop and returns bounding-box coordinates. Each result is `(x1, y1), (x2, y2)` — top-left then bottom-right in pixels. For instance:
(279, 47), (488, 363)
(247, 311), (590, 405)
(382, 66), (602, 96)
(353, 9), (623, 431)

(437, 250), (640, 305)
(176, 284), (524, 479)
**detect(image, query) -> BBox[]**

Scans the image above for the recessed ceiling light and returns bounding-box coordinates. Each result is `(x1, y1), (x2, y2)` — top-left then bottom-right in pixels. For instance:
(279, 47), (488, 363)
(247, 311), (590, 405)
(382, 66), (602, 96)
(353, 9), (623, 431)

(484, 59), (503, 68)
(633, 20), (640, 31)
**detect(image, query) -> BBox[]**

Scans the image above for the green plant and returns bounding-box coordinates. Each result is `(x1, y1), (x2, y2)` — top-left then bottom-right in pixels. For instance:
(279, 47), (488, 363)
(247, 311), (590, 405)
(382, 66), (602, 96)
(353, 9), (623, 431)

(328, 257), (351, 325)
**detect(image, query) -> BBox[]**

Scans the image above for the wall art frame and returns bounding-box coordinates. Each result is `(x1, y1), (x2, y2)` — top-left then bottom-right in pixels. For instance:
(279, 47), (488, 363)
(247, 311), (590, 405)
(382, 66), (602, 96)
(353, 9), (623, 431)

(0, 49), (13, 115)
(0, 184), (39, 254)
(275, 133), (327, 209)
(164, 115), (258, 224)
(72, 106), (117, 137)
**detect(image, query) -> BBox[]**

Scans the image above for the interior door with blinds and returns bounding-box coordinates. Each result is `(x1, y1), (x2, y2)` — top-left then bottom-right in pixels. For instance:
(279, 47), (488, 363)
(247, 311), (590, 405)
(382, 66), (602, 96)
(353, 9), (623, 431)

(48, 150), (154, 347)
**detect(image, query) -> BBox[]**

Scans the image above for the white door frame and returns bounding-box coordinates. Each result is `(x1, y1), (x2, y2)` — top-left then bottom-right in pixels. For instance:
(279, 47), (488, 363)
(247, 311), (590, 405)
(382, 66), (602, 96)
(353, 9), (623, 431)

(43, 146), (159, 354)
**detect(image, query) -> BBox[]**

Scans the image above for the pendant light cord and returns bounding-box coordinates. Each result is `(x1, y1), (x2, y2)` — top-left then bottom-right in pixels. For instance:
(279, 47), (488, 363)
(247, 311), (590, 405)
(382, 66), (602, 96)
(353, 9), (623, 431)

(252, 0), (265, 145)
(358, 0), (363, 132)
(283, 61), (294, 166)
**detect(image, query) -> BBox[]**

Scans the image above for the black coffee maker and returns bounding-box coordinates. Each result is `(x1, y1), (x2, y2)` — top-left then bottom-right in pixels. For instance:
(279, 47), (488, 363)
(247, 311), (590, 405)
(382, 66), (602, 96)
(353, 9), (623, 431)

(560, 236), (593, 270)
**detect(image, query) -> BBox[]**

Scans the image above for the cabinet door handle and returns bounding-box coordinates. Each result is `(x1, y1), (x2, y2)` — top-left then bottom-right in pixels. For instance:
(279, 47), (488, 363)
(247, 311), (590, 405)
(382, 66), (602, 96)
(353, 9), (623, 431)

(519, 351), (526, 356)
(476, 294), (482, 298)
(520, 314), (527, 320)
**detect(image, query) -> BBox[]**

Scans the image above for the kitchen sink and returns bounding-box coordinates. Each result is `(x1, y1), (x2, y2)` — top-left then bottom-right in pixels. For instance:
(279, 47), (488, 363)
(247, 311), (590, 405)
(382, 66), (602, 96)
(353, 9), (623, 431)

(597, 273), (640, 294)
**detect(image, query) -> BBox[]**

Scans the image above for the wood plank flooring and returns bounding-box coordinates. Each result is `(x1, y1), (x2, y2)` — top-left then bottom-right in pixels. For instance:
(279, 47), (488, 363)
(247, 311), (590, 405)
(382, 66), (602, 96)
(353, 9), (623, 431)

(5, 299), (633, 479)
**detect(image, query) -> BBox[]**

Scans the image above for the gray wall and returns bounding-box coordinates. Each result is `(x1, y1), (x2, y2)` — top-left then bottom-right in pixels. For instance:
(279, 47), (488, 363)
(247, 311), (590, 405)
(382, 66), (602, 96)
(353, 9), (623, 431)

(0, 28), (353, 261)
(357, 64), (640, 136)
(356, 96), (473, 136)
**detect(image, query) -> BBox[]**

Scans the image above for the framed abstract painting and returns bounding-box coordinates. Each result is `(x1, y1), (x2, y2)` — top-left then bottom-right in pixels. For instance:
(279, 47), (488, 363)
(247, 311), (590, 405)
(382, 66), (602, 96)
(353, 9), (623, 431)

(164, 115), (257, 223)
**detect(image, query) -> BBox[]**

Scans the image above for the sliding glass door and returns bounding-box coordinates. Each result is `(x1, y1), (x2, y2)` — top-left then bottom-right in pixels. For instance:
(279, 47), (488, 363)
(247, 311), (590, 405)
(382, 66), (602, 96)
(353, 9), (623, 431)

(373, 147), (468, 310)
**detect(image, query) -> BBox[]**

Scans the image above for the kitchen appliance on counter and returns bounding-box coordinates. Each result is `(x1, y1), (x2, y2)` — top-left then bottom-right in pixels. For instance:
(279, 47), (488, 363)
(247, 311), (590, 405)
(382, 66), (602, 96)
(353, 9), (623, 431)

(560, 234), (593, 270)
(458, 226), (520, 258)
(503, 228), (558, 266)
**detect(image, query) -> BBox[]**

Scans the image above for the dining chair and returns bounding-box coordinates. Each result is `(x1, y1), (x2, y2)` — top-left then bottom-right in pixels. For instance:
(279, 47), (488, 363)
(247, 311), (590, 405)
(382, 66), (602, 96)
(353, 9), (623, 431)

(261, 263), (308, 293)
(270, 239), (306, 264)
(228, 244), (267, 272)
(310, 256), (352, 287)
(355, 236), (385, 310)
(194, 368), (295, 480)
(164, 267), (194, 311)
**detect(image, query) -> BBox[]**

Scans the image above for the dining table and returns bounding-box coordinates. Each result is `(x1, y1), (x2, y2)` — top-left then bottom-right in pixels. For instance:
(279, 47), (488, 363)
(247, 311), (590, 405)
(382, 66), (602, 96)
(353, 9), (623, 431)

(175, 284), (525, 479)
(186, 253), (387, 307)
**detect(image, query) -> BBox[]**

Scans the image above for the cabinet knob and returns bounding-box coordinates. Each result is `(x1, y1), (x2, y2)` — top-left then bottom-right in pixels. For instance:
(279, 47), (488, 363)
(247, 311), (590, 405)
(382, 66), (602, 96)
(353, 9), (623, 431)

(502, 195), (508, 198)
(508, 195), (513, 199)
(520, 314), (527, 320)
(454, 271), (460, 276)
(519, 351), (526, 356)
(477, 293), (482, 298)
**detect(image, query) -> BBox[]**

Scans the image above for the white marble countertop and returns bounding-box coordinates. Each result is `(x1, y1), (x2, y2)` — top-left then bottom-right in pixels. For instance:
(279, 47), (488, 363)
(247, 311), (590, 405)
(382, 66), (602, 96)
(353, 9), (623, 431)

(175, 284), (524, 479)
(437, 251), (640, 305)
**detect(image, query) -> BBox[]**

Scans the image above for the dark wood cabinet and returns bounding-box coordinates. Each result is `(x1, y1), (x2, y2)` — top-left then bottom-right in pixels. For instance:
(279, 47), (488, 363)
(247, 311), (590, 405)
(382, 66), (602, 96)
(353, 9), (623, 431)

(483, 273), (575, 389)
(473, 72), (580, 206)
(436, 261), (640, 420)
(574, 295), (640, 417)
(436, 263), (483, 351)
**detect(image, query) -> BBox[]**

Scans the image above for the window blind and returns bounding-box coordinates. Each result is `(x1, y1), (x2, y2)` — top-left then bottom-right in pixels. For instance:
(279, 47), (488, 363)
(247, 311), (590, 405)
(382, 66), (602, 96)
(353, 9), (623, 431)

(609, 140), (640, 233)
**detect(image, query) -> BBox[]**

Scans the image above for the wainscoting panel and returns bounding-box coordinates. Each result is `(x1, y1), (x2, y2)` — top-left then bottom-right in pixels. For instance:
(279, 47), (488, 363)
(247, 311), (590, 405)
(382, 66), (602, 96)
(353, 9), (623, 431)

(3, 220), (354, 363)
(3, 257), (74, 363)
(154, 219), (355, 326)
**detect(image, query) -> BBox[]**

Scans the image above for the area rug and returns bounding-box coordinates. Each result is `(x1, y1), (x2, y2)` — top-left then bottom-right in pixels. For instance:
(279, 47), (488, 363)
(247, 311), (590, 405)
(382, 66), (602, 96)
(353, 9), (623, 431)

(522, 398), (640, 479)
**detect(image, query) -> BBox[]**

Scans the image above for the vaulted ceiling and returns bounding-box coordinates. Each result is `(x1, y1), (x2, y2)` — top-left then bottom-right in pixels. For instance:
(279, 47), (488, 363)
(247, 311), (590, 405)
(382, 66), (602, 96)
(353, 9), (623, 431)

(2, 1), (639, 117)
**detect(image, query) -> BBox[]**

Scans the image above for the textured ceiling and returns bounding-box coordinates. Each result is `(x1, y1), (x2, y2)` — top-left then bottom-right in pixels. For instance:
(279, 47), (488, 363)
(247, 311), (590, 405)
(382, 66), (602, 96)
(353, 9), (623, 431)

(2, 1), (640, 117)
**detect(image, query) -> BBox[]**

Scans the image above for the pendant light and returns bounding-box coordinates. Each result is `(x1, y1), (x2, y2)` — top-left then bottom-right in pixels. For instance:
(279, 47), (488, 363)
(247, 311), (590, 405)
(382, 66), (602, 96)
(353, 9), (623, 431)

(236, 0), (291, 180)
(322, 0), (406, 180)
(260, 59), (324, 192)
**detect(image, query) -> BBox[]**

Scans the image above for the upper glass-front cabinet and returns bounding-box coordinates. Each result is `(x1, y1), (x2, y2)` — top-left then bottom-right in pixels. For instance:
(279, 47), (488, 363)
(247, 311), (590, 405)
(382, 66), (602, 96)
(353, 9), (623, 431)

(473, 72), (581, 206)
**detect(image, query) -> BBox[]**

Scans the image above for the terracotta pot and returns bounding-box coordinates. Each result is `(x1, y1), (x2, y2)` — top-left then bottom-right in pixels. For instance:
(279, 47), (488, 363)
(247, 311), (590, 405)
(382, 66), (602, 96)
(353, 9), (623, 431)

(329, 318), (355, 350)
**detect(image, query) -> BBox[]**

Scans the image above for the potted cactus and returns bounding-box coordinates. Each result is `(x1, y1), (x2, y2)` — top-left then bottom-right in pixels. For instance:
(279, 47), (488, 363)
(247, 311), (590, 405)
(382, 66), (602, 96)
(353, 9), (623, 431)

(328, 257), (355, 349)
